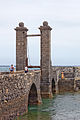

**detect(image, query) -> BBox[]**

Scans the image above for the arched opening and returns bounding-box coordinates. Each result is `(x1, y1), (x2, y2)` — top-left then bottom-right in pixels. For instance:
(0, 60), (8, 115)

(28, 83), (38, 105)
(52, 78), (55, 94)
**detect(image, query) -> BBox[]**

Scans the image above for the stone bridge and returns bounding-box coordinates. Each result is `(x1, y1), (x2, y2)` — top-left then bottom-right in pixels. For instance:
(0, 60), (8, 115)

(51, 66), (80, 93)
(1, 66), (80, 120)
(1, 21), (80, 120)
(0, 70), (41, 120)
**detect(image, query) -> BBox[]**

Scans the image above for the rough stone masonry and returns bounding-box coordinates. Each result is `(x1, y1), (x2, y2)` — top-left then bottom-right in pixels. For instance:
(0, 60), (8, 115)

(0, 70), (41, 120)
(15, 21), (53, 98)
(1, 21), (80, 120)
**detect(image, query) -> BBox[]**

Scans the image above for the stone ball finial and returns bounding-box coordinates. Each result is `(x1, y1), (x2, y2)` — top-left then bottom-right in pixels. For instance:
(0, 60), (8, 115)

(43, 21), (48, 26)
(19, 22), (24, 27)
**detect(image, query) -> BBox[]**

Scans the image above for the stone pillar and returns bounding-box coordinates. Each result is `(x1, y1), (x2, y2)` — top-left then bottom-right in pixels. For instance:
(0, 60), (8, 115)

(15, 22), (28, 71)
(55, 70), (60, 94)
(39, 21), (52, 98)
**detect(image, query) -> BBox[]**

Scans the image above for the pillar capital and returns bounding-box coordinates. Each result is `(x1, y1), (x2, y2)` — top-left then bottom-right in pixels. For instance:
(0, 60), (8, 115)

(39, 21), (52, 31)
(15, 22), (28, 31)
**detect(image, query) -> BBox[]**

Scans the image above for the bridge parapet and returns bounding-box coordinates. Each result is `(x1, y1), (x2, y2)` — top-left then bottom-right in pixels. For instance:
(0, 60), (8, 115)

(0, 70), (41, 120)
(51, 66), (75, 93)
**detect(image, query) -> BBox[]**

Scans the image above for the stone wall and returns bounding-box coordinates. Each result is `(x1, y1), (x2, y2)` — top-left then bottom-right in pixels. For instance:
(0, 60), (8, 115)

(1, 66), (80, 119)
(74, 67), (80, 91)
(51, 66), (75, 93)
(51, 66), (80, 93)
(52, 66), (75, 73)
(58, 78), (74, 93)
(0, 70), (41, 120)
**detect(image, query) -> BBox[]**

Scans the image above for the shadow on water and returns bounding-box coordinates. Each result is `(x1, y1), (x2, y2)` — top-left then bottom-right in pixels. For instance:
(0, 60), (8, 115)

(18, 93), (80, 120)
(18, 98), (53, 120)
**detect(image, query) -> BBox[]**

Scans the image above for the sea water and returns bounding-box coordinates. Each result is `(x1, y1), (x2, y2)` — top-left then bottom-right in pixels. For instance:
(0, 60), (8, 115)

(19, 93), (80, 120)
(0, 66), (40, 72)
(0, 66), (10, 72)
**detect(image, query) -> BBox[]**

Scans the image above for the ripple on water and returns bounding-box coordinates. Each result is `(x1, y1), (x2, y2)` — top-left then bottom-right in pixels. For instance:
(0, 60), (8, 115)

(51, 93), (80, 120)
(19, 93), (80, 120)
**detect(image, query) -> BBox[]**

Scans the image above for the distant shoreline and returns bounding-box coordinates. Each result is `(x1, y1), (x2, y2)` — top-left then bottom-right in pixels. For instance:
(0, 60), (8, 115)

(0, 65), (16, 67)
(0, 65), (80, 67)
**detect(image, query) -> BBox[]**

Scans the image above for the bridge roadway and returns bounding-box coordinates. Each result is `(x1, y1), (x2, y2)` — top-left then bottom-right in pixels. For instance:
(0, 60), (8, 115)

(0, 70), (42, 120)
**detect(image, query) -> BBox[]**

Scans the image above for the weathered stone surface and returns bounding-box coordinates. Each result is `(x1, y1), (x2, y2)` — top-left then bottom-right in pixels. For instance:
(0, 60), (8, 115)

(4, 21), (80, 120)
(58, 78), (74, 93)
(0, 70), (42, 120)
(15, 22), (28, 71)
(39, 21), (52, 98)
(51, 67), (75, 94)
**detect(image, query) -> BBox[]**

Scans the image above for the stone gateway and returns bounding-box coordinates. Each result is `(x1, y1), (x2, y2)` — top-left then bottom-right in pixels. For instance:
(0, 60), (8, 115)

(0, 21), (80, 120)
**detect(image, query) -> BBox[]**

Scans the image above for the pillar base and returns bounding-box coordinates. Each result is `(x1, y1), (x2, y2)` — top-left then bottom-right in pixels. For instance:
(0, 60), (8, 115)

(40, 82), (53, 98)
(38, 100), (42, 105)
(41, 92), (53, 98)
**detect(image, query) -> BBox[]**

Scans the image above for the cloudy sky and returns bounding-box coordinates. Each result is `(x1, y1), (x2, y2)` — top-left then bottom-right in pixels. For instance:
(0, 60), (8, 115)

(0, 0), (80, 66)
